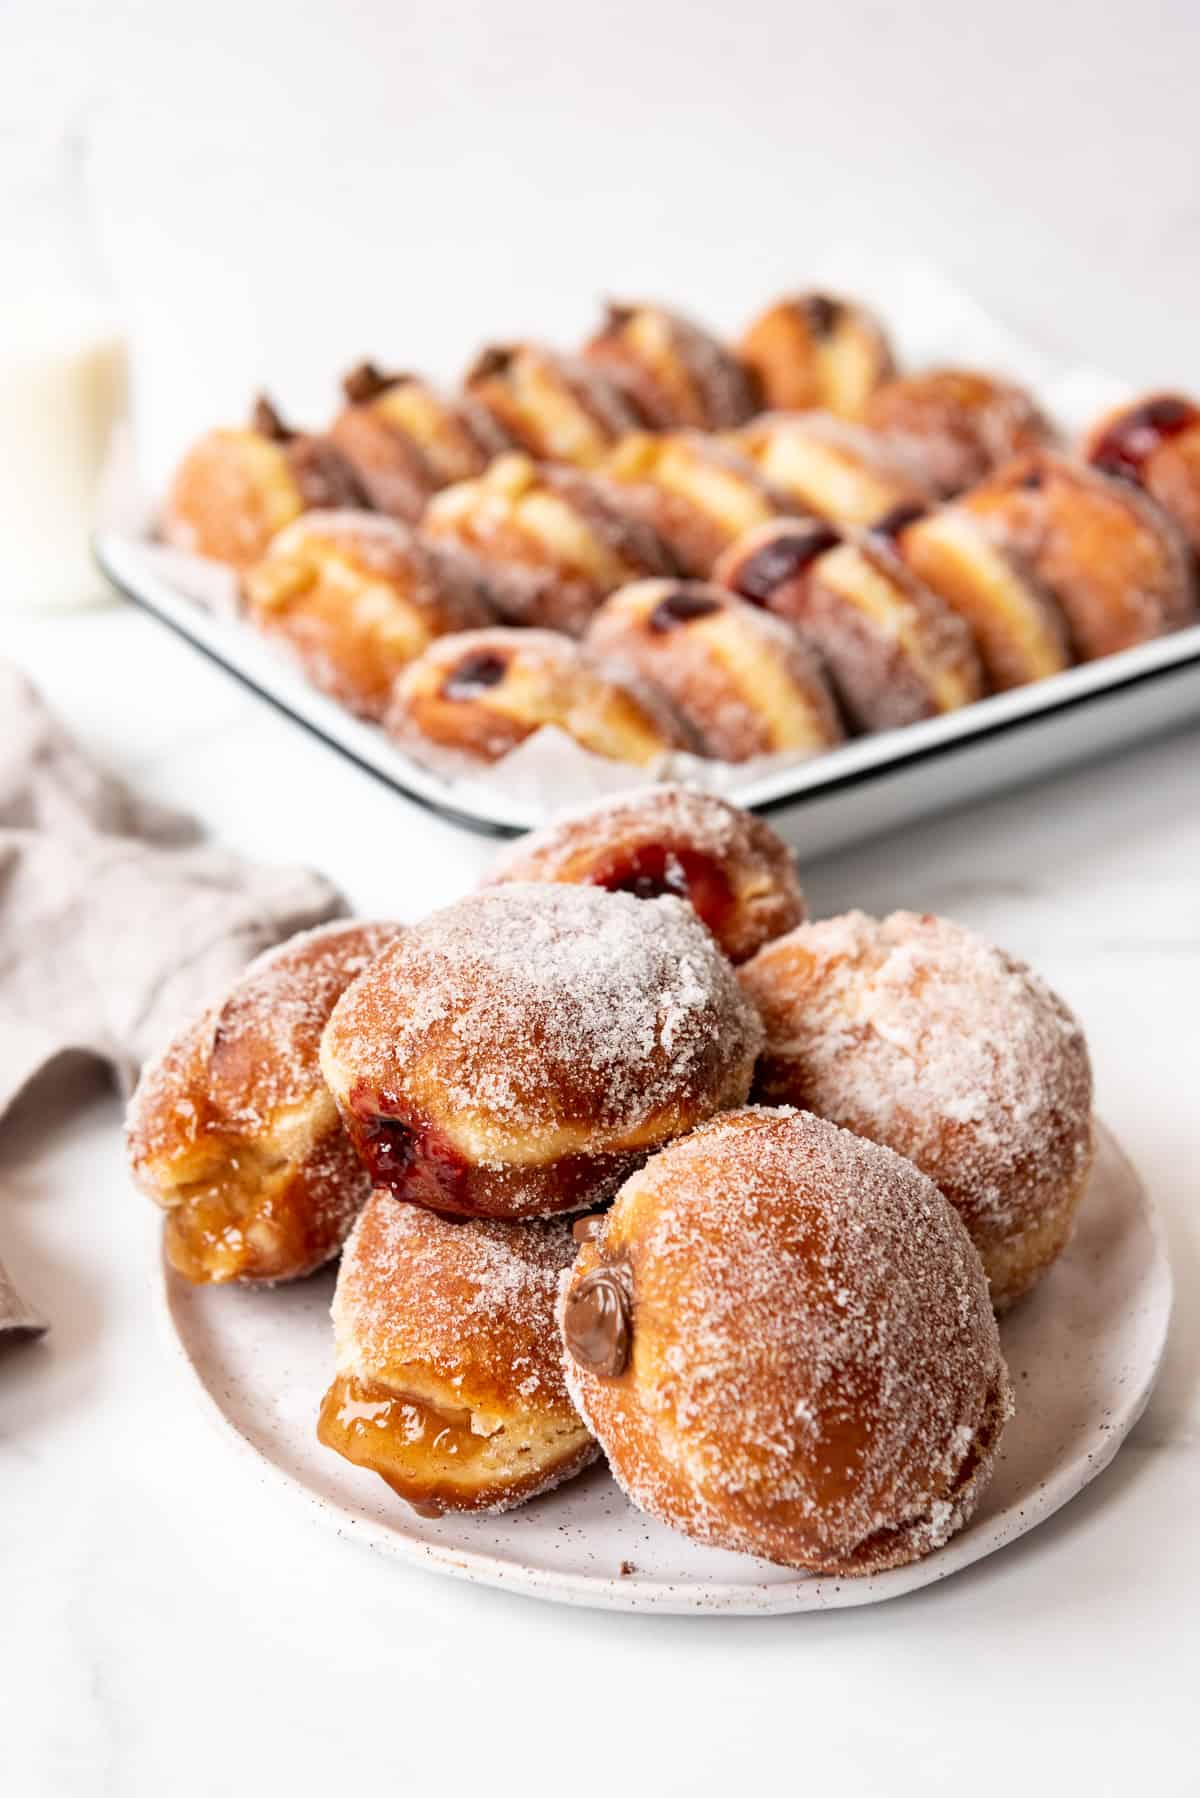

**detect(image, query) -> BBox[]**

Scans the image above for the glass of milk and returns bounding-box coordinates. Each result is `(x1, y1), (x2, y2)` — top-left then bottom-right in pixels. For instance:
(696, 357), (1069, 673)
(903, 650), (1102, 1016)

(0, 121), (129, 610)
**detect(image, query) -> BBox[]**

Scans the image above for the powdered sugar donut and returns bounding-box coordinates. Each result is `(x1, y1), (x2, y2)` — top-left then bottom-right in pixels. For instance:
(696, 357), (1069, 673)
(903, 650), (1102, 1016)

(737, 291), (895, 419)
(127, 920), (404, 1284)
(561, 1107), (1012, 1575)
(739, 911), (1095, 1309)
(603, 430), (804, 575)
(486, 784), (805, 964)
(320, 885), (763, 1221)
(582, 301), (757, 430)
(464, 342), (641, 468)
(736, 410), (935, 529)
(866, 368), (1055, 496)
(330, 364), (510, 519)
(318, 1193), (596, 1515)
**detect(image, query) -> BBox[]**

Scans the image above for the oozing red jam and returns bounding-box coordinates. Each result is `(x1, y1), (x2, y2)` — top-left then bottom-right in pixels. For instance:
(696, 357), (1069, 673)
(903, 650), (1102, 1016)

(648, 591), (723, 632)
(732, 524), (840, 602)
(442, 652), (508, 700)
(347, 1083), (471, 1213)
(801, 293), (842, 339)
(868, 502), (927, 543)
(590, 843), (736, 938)
(1089, 396), (1198, 482)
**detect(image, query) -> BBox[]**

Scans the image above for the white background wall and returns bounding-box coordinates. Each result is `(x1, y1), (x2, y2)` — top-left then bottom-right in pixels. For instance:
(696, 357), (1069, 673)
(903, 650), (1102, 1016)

(3, 0), (1199, 484)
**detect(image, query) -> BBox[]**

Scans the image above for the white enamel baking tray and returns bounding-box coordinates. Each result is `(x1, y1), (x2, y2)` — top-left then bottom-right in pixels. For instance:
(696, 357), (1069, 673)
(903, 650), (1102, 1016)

(94, 528), (1200, 854)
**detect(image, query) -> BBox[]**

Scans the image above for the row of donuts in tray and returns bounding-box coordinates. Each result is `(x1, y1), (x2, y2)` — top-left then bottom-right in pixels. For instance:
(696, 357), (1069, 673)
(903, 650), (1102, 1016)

(126, 784), (1093, 1576)
(161, 289), (1200, 777)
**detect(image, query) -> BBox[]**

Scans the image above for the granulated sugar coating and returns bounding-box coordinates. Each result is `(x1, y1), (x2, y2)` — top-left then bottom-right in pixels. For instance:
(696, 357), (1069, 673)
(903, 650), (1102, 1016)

(739, 911), (1095, 1309)
(486, 783), (806, 964)
(322, 884), (762, 1153)
(562, 1108), (1013, 1576)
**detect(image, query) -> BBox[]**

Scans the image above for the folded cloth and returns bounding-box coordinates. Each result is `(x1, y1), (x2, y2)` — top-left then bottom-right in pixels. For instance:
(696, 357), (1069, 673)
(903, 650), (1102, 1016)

(0, 663), (345, 1337)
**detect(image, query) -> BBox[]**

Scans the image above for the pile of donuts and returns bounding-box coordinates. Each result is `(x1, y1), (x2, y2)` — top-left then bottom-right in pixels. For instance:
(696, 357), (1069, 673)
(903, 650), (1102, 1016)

(161, 291), (1200, 776)
(126, 784), (1095, 1577)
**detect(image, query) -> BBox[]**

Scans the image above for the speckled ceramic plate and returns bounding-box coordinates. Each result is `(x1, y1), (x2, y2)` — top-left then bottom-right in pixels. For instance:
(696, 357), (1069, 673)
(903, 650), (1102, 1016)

(159, 1123), (1170, 1613)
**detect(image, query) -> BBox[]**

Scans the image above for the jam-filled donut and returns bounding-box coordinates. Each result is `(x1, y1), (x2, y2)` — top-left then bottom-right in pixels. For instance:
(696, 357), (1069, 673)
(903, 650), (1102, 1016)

(320, 885), (763, 1222)
(163, 396), (368, 570)
(865, 369), (1054, 496)
(241, 511), (496, 719)
(737, 292), (895, 419)
(714, 521), (983, 731)
(960, 452), (1198, 658)
(486, 785), (805, 964)
(318, 1193), (596, 1515)
(585, 580), (843, 762)
(582, 301), (757, 430)
(329, 364), (510, 520)
(126, 921), (403, 1284)
(561, 1107), (1013, 1574)
(464, 343), (640, 468)
(423, 452), (680, 634)
(740, 910), (1095, 1309)
(385, 627), (694, 771)
(603, 430), (803, 575)
(1083, 392), (1200, 556)
(885, 503), (1073, 690)
(736, 411), (935, 529)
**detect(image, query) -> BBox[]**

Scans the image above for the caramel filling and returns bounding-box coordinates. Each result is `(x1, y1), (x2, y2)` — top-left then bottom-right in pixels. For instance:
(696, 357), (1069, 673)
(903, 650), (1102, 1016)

(163, 1151), (314, 1284)
(318, 1374), (496, 1506)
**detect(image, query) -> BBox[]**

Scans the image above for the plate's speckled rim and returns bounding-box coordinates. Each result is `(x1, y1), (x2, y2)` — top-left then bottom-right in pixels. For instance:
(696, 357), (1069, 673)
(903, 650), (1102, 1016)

(156, 1124), (1171, 1614)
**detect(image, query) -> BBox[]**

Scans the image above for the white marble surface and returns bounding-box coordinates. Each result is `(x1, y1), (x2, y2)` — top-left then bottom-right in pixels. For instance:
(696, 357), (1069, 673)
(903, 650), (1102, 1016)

(3, 606), (1198, 1796)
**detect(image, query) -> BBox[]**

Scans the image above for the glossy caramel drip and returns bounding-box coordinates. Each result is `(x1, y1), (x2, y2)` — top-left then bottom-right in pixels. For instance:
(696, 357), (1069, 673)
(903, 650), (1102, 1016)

(164, 1162), (317, 1284)
(317, 1373), (491, 1505)
(1090, 396), (1199, 482)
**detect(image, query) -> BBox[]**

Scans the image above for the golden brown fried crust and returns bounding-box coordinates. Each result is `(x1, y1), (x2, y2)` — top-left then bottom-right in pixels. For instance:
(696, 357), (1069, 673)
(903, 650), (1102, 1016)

(319, 885), (763, 1221)
(866, 368), (1055, 496)
(241, 511), (497, 719)
(319, 1195), (597, 1513)
(735, 411), (936, 529)
(738, 910), (1096, 1310)
(464, 342), (640, 466)
(163, 428), (306, 569)
(602, 431), (802, 576)
(327, 405), (440, 522)
(1083, 392), (1200, 557)
(561, 1108), (1012, 1574)
(961, 452), (1198, 657)
(486, 784), (805, 964)
(127, 921), (404, 1283)
(384, 625), (695, 771)
(737, 293), (895, 419)
(585, 579), (844, 762)
(582, 303), (757, 430)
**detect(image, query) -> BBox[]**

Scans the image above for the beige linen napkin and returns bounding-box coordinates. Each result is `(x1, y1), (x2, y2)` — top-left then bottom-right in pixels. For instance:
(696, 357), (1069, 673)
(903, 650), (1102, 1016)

(0, 664), (345, 1339)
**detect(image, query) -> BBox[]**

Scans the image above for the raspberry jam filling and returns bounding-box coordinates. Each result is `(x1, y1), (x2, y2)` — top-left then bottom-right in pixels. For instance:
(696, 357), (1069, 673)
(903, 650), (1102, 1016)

(442, 652), (508, 700)
(1090, 396), (1198, 482)
(731, 523), (839, 602)
(648, 591), (723, 631)
(589, 843), (735, 938)
(347, 1084), (471, 1213)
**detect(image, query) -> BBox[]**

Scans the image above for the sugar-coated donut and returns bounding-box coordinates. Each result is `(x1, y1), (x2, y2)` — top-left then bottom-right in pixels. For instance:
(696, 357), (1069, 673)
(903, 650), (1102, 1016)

(739, 910), (1095, 1309)
(164, 398), (369, 571)
(319, 884), (763, 1222)
(881, 504), (1074, 690)
(385, 626), (695, 771)
(561, 1107), (1012, 1574)
(126, 921), (403, 1284)
(486, 784), (805, 964)
(960, 452), (1198, 658)
(715, 520), (983, 731)
(737, 292), (895, 419)
(603, 430), (802, 575)
(736, 411), (935, 529)
(464, 343), (640, 467)
(582, 301), (757, 430)
(241, 511), (496, 719)
(330, 364), (510, 519)
(318, 1193), (596, 1514)
(865, 369), (1055, 497)
(1083, 392), (1200, 557)
(423, 452), (680, 634)
(585, 579), (844, 762)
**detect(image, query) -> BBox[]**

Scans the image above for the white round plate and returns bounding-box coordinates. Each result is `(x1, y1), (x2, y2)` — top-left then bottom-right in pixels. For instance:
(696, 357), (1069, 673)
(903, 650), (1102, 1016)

(160, 1124), (1170, 1614)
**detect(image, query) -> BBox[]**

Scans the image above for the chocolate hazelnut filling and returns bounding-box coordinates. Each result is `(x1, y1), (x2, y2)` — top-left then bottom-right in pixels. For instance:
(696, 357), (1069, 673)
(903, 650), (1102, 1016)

(442, 652), (509, 700)
(252, 394), (294, 442)
(563, 1267), (632, 1377)
(342, 361), (407, 405)
(801, 294), (842, 339)
(1090, 396), (1198, 482)
(868, 502), (928, 543)
(731, 523), (840, 602)
(648, 590), (723, 631)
